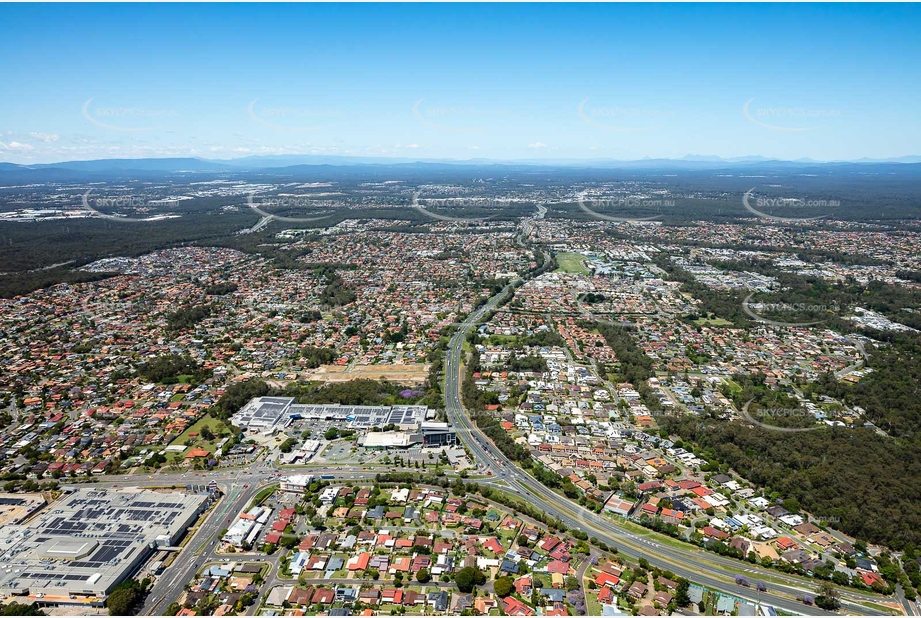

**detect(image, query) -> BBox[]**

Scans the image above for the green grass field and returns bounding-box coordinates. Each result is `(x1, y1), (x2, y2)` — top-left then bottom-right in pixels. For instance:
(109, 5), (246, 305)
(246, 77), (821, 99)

(166, 414), (233, 462)
(585, 587), (603, 617)
(555, 252), (590, 275)
(693, 316), (734, 327)
(248, 485), (277, 509)
(487, 334), (519, 346)
(172, 414), (232, 446)
(722, 378), (743, 395)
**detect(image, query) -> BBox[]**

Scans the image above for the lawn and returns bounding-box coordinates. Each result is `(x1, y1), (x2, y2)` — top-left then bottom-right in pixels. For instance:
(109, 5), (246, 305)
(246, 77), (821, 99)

(171, 414), (232, 446)
(722, 378), (743, 395)
(693, 316), (734, 327)
(555, 252), (590, 275)
(584, 585), (603, 616)
(166, 414), (233, 462)
(248, 485), (277, 509)
(487, 334), (520, 346)
(497, 526), (519, 544)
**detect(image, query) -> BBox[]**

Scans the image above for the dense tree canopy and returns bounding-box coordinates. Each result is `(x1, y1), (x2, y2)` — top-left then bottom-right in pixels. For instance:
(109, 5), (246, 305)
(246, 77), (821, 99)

(138, 353), (211, 384)
(455, 566), (486, 593)
(213, 379), (269, 420)
(0, 603), (44, 616)
(661, 413), (921, 549)
(165, 303), (212, 332)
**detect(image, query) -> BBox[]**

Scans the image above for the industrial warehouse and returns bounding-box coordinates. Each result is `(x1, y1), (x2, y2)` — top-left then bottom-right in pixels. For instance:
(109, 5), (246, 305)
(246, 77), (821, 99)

(0, 488), (210, 605)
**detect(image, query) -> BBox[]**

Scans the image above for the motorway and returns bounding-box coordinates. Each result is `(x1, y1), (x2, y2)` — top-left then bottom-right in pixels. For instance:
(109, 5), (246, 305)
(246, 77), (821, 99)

(83, 205), (899, 616)
(442, 280), (899, 616)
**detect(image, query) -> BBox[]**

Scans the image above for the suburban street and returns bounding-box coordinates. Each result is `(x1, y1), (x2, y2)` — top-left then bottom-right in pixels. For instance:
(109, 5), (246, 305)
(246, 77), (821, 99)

(441, 277), (899, 617)
(130, 463), (381, 615)
(61, 208), (901, 617)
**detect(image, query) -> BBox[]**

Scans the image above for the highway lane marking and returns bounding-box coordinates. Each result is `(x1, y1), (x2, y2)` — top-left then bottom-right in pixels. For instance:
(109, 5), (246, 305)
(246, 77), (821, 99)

(453, 371), (873, 606)
(445, 282), (887, 614)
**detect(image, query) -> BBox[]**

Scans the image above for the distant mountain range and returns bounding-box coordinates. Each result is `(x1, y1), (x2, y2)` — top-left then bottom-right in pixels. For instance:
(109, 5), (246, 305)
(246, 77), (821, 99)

(1, 154), (920, 182)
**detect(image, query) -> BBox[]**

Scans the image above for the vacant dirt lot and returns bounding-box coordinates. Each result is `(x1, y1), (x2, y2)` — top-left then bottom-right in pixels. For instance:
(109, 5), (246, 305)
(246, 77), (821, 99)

(305, 363), (430, 384)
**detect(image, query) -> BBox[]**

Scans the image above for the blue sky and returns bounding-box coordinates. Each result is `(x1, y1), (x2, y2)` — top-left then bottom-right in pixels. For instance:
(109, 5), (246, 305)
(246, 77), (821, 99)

(1, 3), (919, 163)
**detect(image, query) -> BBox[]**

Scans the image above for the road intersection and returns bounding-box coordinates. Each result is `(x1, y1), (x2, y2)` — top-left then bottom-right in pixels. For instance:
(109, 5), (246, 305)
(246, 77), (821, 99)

(75, 208), (904, 616)
(441, 280), (898, 616)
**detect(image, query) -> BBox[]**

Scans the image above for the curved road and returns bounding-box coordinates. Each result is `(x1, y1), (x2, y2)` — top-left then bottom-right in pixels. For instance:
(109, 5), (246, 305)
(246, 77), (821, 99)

(442, 282), (895, 616)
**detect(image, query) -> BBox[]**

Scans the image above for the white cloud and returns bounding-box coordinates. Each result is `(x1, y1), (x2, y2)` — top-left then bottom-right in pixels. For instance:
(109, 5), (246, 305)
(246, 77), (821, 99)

(527, 141), (547, 149)
(0, 141), (35, 151)
(28, 132), (60, 143)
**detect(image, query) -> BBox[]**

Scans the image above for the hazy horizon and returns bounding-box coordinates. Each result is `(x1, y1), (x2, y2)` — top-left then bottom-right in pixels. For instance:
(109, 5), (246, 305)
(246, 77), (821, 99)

(4, 152), (921, 168)
(2, 3), (920, 165)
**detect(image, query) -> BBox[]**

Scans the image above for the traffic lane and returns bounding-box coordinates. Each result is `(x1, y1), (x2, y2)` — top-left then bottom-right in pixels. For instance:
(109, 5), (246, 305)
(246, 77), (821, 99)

(147, 467), (384, 615)
(467, 434), (852, 612)
(475, 477), (839, 616)
(82, 466), (377, 488)
(474, 459), (880, 617)
(455, 406), (888, 609)
(145, 482), (268, 614)
(444, 324), (843, 611)
(445, 284), (857, 613)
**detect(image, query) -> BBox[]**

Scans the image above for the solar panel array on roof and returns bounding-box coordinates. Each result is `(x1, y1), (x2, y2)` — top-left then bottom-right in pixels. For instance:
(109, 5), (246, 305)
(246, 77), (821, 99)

(69, 539), (133, 568)
(20, 572), (88, 582)
(234, 398), (430, 431)
(0, 488), (210, 598)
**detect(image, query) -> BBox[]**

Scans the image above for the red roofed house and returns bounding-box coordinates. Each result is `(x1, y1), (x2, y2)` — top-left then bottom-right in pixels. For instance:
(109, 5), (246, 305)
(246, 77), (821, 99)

(546, 602), (569, 616)
(595, 572), (621, 588)
(483, 537), (503, 553)
(702, 526), (730, 540)
(538, 536), (561, 552)
(503, 596), (535, 616)
(348, 552), (371, 571)
(514, 576), (532, 595)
